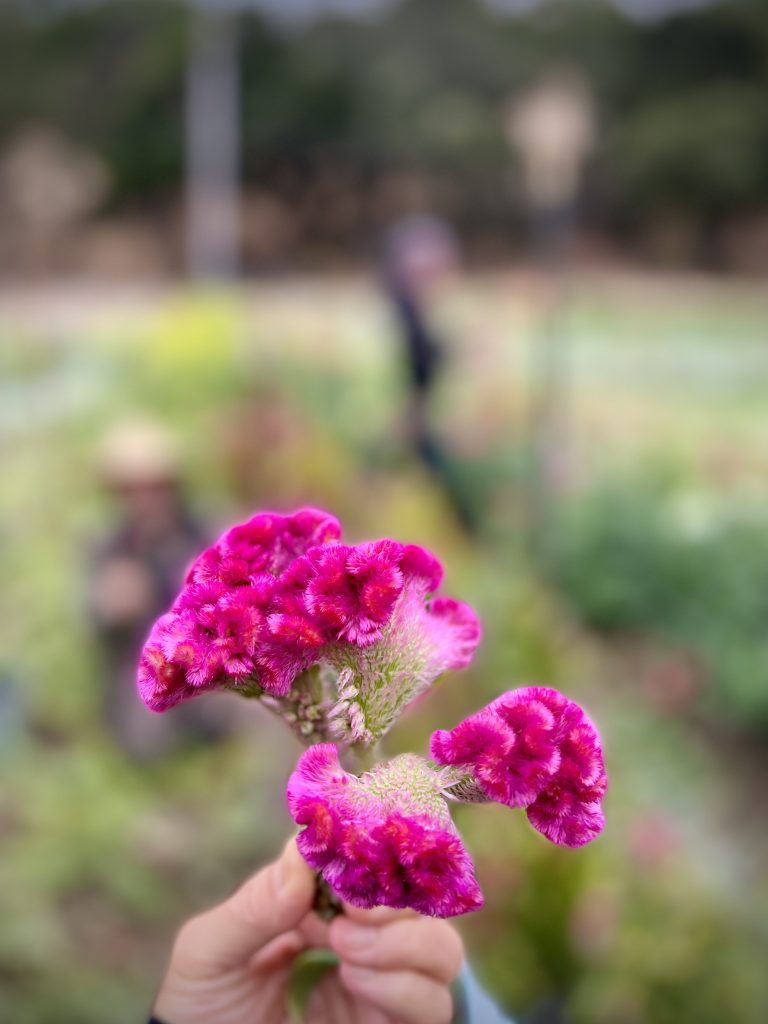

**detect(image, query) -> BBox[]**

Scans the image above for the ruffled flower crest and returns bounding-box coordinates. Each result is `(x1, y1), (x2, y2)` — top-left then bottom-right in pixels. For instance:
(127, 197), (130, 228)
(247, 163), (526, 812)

(287, 744), (483, 917)
(316, 540), (482, 744)
(431, 687), (607, 848)
(137, 508), (340, 714)
(137, 508), (481, 748)
(136, 505), (607, 919)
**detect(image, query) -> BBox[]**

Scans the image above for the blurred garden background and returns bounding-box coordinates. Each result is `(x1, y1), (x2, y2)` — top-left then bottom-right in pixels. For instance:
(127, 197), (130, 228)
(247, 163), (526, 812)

(2, 1), (768, 1022)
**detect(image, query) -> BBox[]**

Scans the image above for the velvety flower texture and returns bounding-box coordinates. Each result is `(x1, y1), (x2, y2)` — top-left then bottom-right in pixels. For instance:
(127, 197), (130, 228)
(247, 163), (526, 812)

(137, 507), (481, 743)
(138, 508), (340, 712)
(431, 687), (607, 848)
(287, 744), (483, 918)
(318, 540), (481, 743)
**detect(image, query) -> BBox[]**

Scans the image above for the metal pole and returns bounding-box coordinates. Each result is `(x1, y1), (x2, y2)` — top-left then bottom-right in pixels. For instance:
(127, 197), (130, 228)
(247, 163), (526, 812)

(528, 204), (570, 557)
(185, 5), (240, 279)
(506, 73), (594, 555)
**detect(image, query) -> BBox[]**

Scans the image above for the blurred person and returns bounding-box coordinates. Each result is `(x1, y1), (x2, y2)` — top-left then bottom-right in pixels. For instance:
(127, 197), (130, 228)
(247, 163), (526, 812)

(150, 837), (511, 1024)
(87, 418), (224, 758)
(381, 216), (477, 531)
(381, 215), (454, 459)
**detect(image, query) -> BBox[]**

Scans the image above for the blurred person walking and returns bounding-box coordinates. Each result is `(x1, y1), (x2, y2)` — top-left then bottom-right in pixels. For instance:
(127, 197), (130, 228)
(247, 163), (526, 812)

(381, 216), (477, 531)
(87, 418), (225, 758)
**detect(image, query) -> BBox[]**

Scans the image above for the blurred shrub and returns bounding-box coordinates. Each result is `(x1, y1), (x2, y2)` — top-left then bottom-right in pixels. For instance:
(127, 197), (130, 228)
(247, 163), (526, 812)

(3, 284), (768, 1023)
(550, 476), (768, 734)
(4, 0), (768, 265)
(464, 802), (768, 1024)
(609, 82), (768, 220)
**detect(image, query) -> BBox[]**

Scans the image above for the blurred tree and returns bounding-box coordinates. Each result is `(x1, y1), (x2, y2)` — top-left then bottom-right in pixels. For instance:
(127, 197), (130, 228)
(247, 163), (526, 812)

(2, 0), (768, 265)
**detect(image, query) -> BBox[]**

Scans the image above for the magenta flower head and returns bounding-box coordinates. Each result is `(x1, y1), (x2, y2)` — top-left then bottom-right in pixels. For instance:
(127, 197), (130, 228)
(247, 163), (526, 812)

(431, 687), (607, 848)
(137, 507), (481, 747)
(287, 744), (483, 918)
(304, 539), (481, 743)
(137, 508), (340, 714)
(135, 504), (607, 925)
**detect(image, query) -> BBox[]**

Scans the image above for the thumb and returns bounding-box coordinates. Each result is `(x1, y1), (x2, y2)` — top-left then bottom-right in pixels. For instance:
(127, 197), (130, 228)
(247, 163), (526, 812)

(174, 837), (316, 971)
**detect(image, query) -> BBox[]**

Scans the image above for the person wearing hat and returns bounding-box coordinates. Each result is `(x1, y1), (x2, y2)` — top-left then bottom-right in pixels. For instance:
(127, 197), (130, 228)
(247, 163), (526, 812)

(87, 418), (223, 758)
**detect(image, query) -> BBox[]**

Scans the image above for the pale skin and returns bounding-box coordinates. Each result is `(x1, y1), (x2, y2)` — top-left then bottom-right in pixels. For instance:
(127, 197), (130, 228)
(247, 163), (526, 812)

(153, 838), (465, 1024)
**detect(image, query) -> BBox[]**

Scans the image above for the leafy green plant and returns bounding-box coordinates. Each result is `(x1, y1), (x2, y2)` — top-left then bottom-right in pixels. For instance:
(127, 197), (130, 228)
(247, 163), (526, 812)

(550, 477), (768, 733)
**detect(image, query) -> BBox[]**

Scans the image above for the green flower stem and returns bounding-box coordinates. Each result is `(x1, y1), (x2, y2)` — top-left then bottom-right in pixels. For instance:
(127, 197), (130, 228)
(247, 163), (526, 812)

(287, 947), (340, 1023)
(312, 872), (344, 921)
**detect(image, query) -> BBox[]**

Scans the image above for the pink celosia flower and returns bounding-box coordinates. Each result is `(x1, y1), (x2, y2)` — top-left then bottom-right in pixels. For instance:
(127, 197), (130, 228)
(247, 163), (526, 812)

(137, 614), (201, 713)
(287, 744), (483, 917)
(137, 508), (481, 745)
(525, 712), (607, 848)
(136, 577), (277, 711)
(303, 540), (405, 645)
(138, 508), (340, 711)
(308, 540), (481, 743)
(136, 504), (605, 921)
(431, 687), (607, 847)
(186, 507), (341, 588)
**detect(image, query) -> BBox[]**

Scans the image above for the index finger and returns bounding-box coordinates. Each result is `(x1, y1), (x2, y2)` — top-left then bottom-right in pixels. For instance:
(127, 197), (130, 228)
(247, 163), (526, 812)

(173, 839), (315, 972)
(330, 914), (465, 984)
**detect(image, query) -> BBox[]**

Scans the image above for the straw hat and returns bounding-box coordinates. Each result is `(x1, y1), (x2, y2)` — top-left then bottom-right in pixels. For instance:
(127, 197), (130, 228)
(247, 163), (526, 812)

(97, 418), (182, 485)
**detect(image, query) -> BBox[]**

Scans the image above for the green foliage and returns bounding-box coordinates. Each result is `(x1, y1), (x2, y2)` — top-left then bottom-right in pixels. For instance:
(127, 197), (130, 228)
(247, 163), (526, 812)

(0, 2), (187, 201)
(2, 282), (767, 1022)
(550, 475), (768, 732)
(3, 0), (768, 248)
(609, 82), (768, 216)
(550, 480), (696, 635)
(462, 793), (768, 1024)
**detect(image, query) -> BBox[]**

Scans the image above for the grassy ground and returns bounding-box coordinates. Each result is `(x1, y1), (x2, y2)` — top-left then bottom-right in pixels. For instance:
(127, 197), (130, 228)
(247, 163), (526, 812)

(1, 270), (767, 1023)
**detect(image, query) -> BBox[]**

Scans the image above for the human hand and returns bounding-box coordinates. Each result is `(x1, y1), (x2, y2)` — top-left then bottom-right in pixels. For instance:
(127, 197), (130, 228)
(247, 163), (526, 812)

(152, 838), (465, 1024)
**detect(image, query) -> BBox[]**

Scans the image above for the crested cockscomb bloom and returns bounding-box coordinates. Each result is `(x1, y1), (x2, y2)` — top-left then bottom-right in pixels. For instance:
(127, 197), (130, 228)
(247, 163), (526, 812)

(137, 614), (201, 714)
(431, 687), (607, 848)
(287, 744), (483, 917)
(304, 539), (481, 744)
(525, 711), (608, 848)
(137, 507), (481, 747)
(138, 508), (339, 712)
(137, 581), (276, 711)
(186, 506), (342, 588)
(136, 505), (607, 921)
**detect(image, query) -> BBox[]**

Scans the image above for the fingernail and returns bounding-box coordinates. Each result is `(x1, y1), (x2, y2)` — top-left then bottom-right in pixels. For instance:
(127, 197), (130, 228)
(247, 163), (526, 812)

(338, 924), (376, 950)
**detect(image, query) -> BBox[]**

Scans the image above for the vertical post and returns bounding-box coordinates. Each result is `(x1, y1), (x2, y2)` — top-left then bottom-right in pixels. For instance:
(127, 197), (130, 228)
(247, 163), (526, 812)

(185, 4), (240, 279)
(527, 206), (570, 557)
(506, 72), (595, 555)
